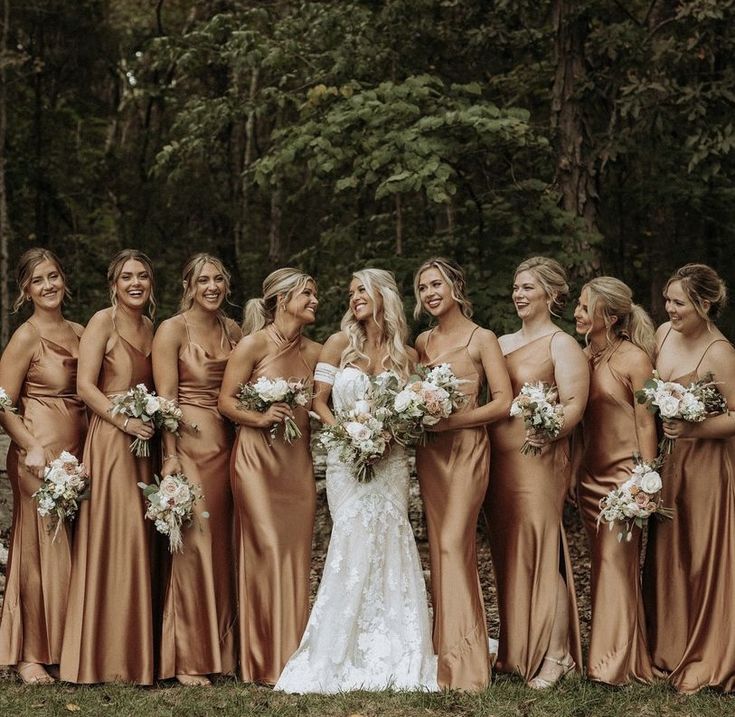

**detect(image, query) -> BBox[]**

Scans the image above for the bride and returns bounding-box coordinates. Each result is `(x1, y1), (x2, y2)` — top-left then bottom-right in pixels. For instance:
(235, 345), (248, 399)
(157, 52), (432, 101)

(275, 268), (438, 693)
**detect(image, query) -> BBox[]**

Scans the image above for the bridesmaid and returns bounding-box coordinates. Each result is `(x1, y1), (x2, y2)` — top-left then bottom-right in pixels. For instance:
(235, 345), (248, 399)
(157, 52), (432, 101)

(152, 254), (241, 685)
(0, 249), (87, 684)
(644, 263), (735, 693)
(573, 277), (656, 685)
(60, 249), (157, 684)
(413, 258), (512, 691)
(486, 256), (588, 688)
(218, 268), (321, 684)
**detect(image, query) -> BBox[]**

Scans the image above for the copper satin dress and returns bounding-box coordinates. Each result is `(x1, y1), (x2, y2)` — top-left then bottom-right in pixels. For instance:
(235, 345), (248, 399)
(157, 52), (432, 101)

(60, 330), (155, 684)
(159, 316), (236, 679)
(0, 325), (87, 667)
(486, 333), (582, 680)
(415, 326), (491, 691)
(644, 336), (735, 693)
(576, 342), (653, 684)
(230, 326), (316, 684)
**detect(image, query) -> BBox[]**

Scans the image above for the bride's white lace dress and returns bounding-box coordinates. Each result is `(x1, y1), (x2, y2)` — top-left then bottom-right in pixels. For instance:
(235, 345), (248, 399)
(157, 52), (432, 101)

(274, 367), (439, 693)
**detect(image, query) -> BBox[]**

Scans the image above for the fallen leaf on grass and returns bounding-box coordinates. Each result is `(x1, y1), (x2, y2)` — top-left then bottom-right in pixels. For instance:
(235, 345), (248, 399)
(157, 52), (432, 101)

(65, 704), (81, 712)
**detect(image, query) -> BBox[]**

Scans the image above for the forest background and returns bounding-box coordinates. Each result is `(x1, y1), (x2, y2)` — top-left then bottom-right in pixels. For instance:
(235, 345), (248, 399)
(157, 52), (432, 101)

(0, 0), (734, 344)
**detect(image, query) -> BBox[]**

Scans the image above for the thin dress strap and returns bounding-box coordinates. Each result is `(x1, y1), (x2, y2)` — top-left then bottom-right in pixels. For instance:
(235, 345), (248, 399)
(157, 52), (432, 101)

(181, 313), (193, 344)
(658, 325), (674, 353)
(464, 325), (481, 347)
(695, 338), (732, 373)
(424, 327), (437, 357)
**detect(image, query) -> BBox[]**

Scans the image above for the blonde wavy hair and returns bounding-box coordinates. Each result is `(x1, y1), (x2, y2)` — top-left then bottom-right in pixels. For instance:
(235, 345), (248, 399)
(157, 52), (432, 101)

(341, 268), (411, 379)
(107, 249), (156, 321)
(582, 276), (656, 361)
(14, 248), (71, 312)
(412, 257), (473, 320)
(515, 256), (569, 317)
(242, 267), (314, 336)
(179, 253), (236, 346)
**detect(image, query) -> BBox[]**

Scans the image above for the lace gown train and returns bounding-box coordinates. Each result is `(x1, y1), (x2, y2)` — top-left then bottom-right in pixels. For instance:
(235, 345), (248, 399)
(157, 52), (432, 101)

(274, 367), (438, 693)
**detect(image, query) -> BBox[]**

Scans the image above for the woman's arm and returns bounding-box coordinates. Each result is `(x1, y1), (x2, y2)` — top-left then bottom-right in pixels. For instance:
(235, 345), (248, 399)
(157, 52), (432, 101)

(551, 332), (590, 439)
(664, 342), (735, 440)
(311, 333), (348, 427)
(625, 347), (658, 462)
(77, 310), (155, 442)
(0, 324), (50, 477)
(152, 317), (184, 476)
(218, 332), (292, 427)
(433, 329), (513, 431)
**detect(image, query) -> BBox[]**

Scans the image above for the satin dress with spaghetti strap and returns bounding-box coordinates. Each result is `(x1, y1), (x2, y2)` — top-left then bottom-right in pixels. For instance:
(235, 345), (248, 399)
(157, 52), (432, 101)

(576, 341), (653, 684)
(486, 332), (582, 681)
(415, 326), (491, 691)
(0, 323), (87, 667)
(230, 325), (316, 684)
(158, 315), (237, 679)
(60, 329), (155, 685)
(644, 335), (735, 693)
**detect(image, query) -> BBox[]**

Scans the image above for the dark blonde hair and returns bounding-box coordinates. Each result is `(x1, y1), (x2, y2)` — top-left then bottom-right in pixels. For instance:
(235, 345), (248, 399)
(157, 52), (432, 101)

(107, 249), (156, 320)
(515, 256), (569, 316)
(582, 276), (656, 361)
(413, 257), (473, 320)
(242, 267), (315, 336)
(14, 248), (70, 312)
(665, 263), (728, 322)
(179, 253), (235, 345)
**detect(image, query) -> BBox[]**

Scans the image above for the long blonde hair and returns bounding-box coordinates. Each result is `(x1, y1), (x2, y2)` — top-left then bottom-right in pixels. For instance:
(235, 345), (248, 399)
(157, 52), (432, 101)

(242, 267), (314, 336)
(413, 257), (473, 320)
(14, 248), (70, 312)
(107, 249), (156, 320)
(341, 268), (411, 378)
(515, 256), (569, 317)
(582, 276), (656, 361)
(179, 253), (235, 345)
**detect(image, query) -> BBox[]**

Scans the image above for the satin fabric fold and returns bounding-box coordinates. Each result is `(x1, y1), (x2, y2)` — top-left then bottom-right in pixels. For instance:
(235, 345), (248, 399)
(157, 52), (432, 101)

(486, 333), (582, 681)
(159, 325), (237, 679)
(230, 327), (315, 684)
(577, 347), (653, 684)
(0, 335), (87, 666)
(644, 364), (735, 694)
(416, 330), (490, 690)
(60, 333), (155, 684)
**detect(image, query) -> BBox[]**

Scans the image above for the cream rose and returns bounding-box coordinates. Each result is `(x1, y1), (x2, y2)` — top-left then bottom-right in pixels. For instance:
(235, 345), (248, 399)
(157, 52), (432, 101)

(639, 470), (662, 494)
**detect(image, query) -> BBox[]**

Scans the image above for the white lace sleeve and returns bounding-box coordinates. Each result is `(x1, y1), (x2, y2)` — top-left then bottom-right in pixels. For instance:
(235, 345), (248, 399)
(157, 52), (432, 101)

(314, 362), (338, 385)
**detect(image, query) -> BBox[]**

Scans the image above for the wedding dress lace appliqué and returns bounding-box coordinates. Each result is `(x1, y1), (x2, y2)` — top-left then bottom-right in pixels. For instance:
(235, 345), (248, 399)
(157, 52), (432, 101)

(274, 367), (438, 693)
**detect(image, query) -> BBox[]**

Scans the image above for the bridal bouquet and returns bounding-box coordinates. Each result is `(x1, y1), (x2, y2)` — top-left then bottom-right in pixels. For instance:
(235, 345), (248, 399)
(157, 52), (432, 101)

(237, 376), (312, 444)
(597, 454), (673, 542)
(138, 473), (207, 553)
(635, 371), (727, 454)
(0, 387), (15, 412)
(110, 384), (188, 457)
(320, 373), (394, 483)
(33, 451), (89, 541)
(510, 381), (565, 456)
(386, 363), (467, 446)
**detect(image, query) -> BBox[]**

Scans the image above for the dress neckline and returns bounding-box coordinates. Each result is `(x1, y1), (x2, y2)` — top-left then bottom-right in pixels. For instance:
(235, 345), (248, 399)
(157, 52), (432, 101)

(502, 331), (560, 359)
(26, 318), (79, 358)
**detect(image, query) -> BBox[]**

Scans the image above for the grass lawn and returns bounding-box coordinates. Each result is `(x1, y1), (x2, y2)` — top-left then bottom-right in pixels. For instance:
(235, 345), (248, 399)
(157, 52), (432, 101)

(0, 675), (732, 717)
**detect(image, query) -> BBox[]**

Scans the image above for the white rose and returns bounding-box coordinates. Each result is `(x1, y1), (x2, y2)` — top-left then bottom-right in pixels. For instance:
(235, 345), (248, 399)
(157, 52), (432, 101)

(270, 379), (290, 401)
(354, 400), (371, 416)
(509, 401), (522, 417)
(145, 395), (161, 415)
(656, 394), (681, 418)
(394, 390), (414, 413)
(639, 470), (662, 494)
(345, 421), (371, 442)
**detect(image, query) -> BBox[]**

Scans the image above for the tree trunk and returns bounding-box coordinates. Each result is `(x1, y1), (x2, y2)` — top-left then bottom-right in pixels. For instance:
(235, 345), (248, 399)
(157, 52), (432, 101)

(268, 181), (283, 266)
(0, 0), (11, 347)
(551, 0), (601, 279)
(394, 193), (403, 256)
